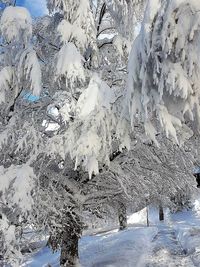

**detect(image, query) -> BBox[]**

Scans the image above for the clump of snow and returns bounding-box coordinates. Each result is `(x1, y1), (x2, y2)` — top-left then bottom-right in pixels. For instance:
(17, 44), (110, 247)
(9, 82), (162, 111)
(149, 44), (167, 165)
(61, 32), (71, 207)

(113, 35), (131, 57)
(19, 48), (42, 96)
(55, 43), (85, 91)
(59, 102), (73, 122)
(47, 105), (59, 118)
(0, 6), (32, 43)
(57, 19), (87, 49)
(76, 74), (114, 118)
(42, 119), (60, 132)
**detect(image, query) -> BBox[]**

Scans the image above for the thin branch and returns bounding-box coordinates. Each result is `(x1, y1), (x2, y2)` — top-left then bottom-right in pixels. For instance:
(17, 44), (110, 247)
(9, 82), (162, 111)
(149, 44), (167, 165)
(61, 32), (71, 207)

(97, 27), (115, 37)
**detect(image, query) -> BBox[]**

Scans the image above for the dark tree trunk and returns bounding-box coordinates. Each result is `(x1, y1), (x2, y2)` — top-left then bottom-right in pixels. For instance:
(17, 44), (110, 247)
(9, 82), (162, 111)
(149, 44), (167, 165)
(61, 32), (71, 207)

(60, 228), (80, 266)
(60, 214), (82, 267)
(118, 203), (127, 231)
(159, 206), (164, 221)
(146, 206), (149, 227)
(47, 212), (82, 267)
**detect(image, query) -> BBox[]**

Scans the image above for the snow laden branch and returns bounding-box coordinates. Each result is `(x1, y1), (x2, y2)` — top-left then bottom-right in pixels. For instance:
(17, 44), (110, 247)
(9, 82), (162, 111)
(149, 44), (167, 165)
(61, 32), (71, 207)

(54, 43), (85, 93)
(50, 0), (97, 52)
(0, 6), (32, 44)
(48, 0), (130, 178)
(18, 48), (42, 96)
(49, 75), (117, 179)
(126, 0), (200, 143)
(0, 164), (36, 266)
(0, 6), (42, 107)
(0, 67), (13, 104)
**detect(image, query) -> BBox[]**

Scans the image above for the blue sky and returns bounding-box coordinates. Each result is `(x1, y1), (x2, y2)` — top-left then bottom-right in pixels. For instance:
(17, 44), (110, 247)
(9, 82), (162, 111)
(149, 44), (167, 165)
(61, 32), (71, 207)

(17, 0), (48, 17)
(0, 0), (48, 17)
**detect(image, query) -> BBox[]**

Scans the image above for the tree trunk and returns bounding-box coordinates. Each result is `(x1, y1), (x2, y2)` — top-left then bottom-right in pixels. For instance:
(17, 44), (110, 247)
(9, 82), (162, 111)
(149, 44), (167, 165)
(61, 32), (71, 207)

(60, 215), (82, 267)
(47, 212), (82, 267)
(159, 206), (164, 221)
(146, 206), (149, 227)
(60, 229), (79, 266)
(118, 203), (127, 230)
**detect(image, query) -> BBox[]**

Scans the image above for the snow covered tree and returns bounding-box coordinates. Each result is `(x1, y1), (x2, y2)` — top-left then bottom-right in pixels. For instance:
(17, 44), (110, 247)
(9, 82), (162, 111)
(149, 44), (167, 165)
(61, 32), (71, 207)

(0, 5), (42, 265)
(23, 1), (145, 264)
(0, 5), (41, 117)
(0, 0), (198, 266)
(126, 0), (200, 144)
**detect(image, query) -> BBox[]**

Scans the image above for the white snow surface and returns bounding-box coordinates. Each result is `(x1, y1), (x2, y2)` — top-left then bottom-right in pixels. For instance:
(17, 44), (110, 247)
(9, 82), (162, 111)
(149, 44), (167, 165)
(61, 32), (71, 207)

(22, 202), (200, 267)
(22, 227), (157, 267)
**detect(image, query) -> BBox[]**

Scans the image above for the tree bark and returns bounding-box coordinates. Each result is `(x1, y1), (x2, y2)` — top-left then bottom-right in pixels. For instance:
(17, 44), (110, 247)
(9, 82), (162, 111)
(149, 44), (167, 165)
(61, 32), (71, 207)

(60, 214), (82, 267)
(146, 206), (149, 227)
(47, 212), (82, 267)
(159, 206), (164, 221)
(118, 203), (127, 230)
(60, 229), (80, 266)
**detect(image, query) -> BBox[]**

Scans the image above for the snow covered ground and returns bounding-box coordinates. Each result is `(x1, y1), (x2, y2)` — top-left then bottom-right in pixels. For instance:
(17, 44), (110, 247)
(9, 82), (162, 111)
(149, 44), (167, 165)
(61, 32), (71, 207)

(22, 203), (200, 267)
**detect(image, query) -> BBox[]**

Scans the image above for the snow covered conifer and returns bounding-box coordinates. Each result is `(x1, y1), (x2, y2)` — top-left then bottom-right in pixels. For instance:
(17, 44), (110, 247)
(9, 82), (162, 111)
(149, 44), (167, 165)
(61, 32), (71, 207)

(48, 0), (97, 93)
(0, 6), (42, 265)
(0, 6), (42, 110)
(126, 0), (200, 143)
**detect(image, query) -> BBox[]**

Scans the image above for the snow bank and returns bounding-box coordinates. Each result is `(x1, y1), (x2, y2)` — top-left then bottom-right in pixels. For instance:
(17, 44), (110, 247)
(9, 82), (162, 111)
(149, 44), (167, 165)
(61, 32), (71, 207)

(128, 207), (147, 225)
